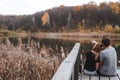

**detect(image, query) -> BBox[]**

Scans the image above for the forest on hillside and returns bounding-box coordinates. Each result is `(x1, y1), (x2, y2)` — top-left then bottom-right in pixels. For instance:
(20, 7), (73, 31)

(0, 1), (120, 33)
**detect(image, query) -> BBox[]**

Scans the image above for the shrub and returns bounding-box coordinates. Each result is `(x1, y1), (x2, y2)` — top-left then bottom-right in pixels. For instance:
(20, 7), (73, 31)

(104, 24), (114, 32)
(114, 25), (120, 33)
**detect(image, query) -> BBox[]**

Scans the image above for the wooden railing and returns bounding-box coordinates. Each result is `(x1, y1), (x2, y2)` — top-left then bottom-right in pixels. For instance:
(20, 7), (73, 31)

(52, 43), (80, 80)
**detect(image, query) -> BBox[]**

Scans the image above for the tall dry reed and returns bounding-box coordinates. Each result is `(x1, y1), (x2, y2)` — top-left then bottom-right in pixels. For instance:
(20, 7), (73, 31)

(0, 38), (60, 80)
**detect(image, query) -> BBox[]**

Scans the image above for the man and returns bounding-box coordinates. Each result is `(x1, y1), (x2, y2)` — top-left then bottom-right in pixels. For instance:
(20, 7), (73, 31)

(99, 37), (117, 76)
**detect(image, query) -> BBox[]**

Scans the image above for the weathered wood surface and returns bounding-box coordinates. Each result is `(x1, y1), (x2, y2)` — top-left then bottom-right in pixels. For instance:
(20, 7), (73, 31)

(52, 43), (80, 80)
(79, 70), (120, 80)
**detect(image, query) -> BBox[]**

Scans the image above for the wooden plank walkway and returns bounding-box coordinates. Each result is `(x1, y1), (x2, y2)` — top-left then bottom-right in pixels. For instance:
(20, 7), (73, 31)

(79, 70), (120, 80)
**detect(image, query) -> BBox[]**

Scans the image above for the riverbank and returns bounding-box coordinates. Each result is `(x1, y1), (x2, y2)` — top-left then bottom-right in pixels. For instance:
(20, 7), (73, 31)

(32, 32), (120, 41)
(0, 30), (120, 40)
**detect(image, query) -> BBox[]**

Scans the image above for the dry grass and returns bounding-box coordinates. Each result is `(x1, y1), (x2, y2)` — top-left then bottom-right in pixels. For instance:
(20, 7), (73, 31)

(0, 38), (60, 80)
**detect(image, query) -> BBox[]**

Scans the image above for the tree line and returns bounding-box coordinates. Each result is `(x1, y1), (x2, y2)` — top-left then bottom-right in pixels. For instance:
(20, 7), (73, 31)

(0, 1), (120, 32)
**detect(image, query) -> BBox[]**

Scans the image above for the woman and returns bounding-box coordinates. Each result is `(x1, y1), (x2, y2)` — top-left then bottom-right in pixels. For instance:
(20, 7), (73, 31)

(83, 42), (102, 75)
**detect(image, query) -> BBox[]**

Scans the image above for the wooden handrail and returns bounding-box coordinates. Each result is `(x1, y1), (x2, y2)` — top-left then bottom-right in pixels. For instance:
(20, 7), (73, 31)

(52, 43), (80, 80)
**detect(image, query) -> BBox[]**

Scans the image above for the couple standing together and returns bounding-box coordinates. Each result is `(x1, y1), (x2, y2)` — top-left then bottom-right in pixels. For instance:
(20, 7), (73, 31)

(84, 37), (117, 76)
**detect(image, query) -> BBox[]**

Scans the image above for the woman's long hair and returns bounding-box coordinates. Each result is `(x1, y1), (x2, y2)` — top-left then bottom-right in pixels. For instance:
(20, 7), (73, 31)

(92, 43), (102, 53)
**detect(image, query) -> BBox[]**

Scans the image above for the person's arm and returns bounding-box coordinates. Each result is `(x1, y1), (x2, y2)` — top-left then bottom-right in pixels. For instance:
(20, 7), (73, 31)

(99, 61), (103, 66)
(90, 40), (98, 44)
(96, 52), (104, 71)
(95, 53), (100, 70)
(95, 52), (99, 61)
(96, 60), (103, 71)
(99, 52), (104, 67)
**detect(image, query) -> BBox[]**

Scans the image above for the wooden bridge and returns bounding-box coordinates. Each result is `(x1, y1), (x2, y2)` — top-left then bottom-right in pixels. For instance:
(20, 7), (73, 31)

(52, 43), (120, 80)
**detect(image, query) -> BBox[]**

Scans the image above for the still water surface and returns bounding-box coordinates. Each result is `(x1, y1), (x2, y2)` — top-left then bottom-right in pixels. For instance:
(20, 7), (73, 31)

(1, 37), (120, 67)
(5, 37), (120, 65)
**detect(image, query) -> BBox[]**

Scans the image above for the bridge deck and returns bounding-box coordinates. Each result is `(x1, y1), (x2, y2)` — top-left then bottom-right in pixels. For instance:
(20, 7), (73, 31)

(52, 43), (120, 80)
(79, 70), (120, 80)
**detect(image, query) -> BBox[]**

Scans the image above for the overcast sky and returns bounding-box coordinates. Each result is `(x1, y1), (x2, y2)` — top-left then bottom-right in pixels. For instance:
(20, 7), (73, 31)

(0, 0), (119, 15)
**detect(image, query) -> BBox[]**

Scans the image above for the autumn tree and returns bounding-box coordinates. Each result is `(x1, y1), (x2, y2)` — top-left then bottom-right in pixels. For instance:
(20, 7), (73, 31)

(109, 2), (119, 14)
(41, 12), (50, 28)
(0, 1), (120, 33)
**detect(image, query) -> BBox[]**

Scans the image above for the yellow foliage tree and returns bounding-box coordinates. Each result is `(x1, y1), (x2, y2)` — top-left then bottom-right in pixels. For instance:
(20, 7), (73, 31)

(77, 22), (82, 31)
(41, 12), (50, 26)
(60, 5), (65, 9)
(99, 2), (107, 8)
(72, 6), (81, 12)
(114, 25), (120, 33)
(104, 24), (114, 32)
(109, 2), (119, 14)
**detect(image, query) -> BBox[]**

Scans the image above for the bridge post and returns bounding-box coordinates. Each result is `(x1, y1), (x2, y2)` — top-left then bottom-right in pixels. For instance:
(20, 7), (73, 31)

(73, 46), (80, 80)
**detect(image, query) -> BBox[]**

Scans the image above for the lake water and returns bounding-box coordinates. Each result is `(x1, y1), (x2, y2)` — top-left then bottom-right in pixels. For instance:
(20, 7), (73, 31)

(1, 37), (120, 67)
(1, 37), (120, 66)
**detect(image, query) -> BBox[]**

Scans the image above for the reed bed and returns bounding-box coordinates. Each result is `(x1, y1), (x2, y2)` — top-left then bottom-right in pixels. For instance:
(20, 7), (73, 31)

(0, 38), (60, 80)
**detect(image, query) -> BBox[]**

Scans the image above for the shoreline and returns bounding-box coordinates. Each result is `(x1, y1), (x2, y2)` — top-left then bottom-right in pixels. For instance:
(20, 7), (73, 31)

(32, 32), (120, 40)
(0, 31), (120, 40)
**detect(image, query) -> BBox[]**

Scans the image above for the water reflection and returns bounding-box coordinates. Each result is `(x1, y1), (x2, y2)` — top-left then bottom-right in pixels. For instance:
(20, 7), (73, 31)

(1, 37), (120, 64)
(1, 37), (120, 65)
(1, 37), (75, 59)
